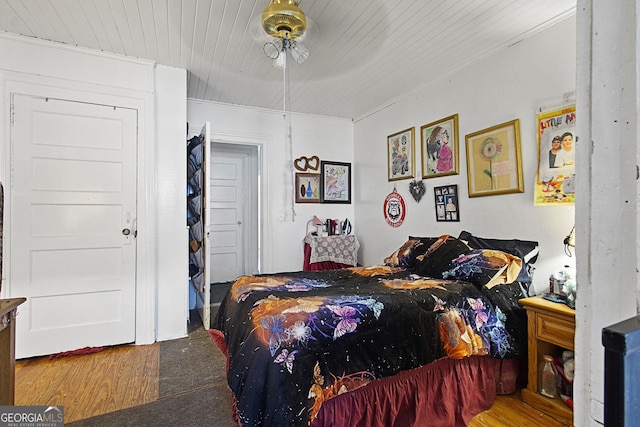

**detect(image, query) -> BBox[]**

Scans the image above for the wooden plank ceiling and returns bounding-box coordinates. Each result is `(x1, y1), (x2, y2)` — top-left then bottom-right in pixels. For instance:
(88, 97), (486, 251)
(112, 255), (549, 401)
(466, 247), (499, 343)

(0, 0), (576, 120)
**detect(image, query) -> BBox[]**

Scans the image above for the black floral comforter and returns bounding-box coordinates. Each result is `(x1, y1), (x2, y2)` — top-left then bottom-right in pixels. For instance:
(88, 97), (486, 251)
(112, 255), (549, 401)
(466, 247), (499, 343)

(213, 265), (527, 427)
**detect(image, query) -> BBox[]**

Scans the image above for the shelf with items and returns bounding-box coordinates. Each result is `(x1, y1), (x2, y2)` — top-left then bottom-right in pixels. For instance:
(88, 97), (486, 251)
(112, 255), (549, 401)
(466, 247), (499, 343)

(519, 296), (575, 426)
(187, 133), (206, 309)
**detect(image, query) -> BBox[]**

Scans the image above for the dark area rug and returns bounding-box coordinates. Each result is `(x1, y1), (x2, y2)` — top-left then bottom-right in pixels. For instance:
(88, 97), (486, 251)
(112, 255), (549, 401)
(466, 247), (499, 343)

(68, 311), (238, 427)
(158, 316), (225, 397)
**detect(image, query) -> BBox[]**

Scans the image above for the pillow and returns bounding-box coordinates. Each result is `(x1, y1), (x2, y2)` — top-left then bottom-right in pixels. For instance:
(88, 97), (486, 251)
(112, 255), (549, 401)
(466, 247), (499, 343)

(413, 235), (471, 278)
(383, 237), (438, 268)
(442, 249), (523, 288)
(384, 239), (418, 267)
(407, 236), (439, 265)
(457, 231), (539, 284)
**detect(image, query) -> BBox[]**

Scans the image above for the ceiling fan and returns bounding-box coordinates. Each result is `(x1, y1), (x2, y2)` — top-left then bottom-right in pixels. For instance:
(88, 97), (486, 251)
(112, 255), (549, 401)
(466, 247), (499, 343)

(259, 0), (311, 222)
(261, 0), (310, 67)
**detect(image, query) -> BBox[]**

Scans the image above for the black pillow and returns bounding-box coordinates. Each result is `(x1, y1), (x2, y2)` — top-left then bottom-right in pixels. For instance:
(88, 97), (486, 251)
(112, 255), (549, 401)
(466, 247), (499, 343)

(384, 237), (439, 268)
(384, 239), (419, 267)
(407, 236), (439, 266)
(413, 235), (471, 278)
(457, 231), (539, 283)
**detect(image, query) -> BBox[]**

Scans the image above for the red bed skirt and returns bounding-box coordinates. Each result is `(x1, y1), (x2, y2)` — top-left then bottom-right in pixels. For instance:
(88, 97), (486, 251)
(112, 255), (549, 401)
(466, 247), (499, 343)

(209, 329), (521, 427)
(312, 356), (519, 427)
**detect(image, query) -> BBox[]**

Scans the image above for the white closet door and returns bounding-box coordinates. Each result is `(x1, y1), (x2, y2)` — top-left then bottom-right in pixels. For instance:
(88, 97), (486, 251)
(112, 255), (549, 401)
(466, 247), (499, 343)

(11, 94), (138, 358)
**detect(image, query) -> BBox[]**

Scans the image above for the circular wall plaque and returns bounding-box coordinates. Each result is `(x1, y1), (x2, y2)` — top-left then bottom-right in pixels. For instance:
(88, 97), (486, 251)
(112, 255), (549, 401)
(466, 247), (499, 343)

(383, 191), (406, 227)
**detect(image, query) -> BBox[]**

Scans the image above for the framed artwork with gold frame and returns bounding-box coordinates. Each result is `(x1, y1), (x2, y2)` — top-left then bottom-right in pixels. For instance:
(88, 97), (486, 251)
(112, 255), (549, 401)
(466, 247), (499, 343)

(465, 119), (524, 197)
(386, 127), (415, 181)
(421, 114), (459, 179)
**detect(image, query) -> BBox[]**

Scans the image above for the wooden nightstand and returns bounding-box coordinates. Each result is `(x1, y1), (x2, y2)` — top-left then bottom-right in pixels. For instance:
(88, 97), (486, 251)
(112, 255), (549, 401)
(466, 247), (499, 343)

(520, 296), (575, 426)
(0, 298), (26, 405)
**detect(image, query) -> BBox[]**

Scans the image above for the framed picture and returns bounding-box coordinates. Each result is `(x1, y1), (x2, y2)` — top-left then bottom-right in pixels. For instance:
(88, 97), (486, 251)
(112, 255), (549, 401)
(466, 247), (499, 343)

(465, 119), (524, 197)
(421, 114), (459, 179)
(320, 161), (351, 204)
(295, 173), (320, 203)
(386, 127), (415, 181)
(434, 184), (460, 222)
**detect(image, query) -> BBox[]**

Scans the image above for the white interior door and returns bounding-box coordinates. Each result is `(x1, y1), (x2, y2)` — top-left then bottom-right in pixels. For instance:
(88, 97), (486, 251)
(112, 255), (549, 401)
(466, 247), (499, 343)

(210, 149), (246, 283)
(10, 94), (138, 358)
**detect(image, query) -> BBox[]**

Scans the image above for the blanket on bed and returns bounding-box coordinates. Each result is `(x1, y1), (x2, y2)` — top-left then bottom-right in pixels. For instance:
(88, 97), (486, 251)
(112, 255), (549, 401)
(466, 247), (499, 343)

(213, 265), (526, 427)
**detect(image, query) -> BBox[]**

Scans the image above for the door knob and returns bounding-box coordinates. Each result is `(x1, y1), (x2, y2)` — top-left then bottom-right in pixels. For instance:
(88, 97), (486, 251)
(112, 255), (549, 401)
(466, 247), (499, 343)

(122, 228), (131, 236)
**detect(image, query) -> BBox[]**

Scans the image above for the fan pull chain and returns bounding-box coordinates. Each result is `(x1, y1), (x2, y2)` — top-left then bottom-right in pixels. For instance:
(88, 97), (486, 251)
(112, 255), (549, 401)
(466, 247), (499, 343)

(283, 39), (296, 221)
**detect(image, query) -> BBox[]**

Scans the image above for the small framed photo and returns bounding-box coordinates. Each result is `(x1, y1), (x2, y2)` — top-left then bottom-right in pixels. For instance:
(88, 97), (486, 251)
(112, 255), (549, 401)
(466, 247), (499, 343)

(387, 127), (415, 181)
(295, 173), (320, 203)
(434, 184), (460, 222)
(465, 118), (524, 197)
(320, 161), (351, 204)
(421, 114), (459, 179)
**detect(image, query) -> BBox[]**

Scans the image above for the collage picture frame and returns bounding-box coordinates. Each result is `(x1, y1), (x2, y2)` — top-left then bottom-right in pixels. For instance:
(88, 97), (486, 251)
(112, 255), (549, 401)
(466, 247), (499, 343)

(434, 184), (460, 222)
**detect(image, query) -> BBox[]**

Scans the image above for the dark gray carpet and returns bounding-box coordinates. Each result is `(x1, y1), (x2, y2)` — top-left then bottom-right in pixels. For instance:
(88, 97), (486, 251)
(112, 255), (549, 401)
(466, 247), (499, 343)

(68, 311), (238, 427)
(210, 282), (232, 305)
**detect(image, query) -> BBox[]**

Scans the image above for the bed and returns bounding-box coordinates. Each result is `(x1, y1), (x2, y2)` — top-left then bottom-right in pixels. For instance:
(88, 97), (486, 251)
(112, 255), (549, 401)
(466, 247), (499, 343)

(210, 232), (539, 427)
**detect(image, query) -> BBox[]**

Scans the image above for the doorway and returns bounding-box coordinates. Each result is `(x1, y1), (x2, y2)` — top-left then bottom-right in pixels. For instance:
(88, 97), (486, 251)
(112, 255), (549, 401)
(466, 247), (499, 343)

(209, 142), (260, 305)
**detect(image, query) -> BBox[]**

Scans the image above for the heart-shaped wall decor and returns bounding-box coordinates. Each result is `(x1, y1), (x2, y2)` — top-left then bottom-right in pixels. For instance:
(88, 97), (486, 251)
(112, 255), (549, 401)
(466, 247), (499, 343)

(409, 179), (426, 202)
(294, 155), (320, 171)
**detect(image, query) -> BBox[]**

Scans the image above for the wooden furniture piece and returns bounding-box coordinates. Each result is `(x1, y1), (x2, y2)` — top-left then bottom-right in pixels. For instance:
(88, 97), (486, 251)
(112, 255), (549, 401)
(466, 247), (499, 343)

(0, 297), (26, 405)
(520, 296), (575, 426)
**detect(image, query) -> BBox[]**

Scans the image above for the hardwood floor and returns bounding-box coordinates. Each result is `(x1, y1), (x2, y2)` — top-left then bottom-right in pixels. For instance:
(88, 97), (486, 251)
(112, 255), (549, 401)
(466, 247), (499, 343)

(14, 342), (567, 426)
(15, 344), (159, 423)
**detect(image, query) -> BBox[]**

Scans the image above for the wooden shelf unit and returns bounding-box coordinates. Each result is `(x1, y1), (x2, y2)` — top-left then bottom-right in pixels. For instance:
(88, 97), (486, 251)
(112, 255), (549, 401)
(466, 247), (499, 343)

(519, 296), (575, 426)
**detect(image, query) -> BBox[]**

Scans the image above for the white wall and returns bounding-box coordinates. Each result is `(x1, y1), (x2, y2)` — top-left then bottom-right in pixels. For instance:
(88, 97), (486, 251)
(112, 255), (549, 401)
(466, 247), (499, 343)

(574, 1), (638, 424)
(187, 100), (354, 273)
(155, 65), (188, 340)
(353, 16), (577, 295)
(0, 33), (188, 344)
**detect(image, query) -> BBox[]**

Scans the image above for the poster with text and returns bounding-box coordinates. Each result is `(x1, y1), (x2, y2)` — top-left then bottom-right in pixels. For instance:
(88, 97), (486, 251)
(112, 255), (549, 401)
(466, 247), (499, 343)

(535, 105), (576, 205)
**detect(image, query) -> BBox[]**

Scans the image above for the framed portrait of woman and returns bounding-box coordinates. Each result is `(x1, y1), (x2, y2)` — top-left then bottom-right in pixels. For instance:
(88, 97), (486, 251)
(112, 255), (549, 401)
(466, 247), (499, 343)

(421, 114), (459, 179)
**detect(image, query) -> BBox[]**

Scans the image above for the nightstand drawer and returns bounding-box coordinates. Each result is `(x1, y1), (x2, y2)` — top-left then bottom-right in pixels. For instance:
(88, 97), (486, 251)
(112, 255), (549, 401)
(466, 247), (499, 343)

(536, 313), (575, 349)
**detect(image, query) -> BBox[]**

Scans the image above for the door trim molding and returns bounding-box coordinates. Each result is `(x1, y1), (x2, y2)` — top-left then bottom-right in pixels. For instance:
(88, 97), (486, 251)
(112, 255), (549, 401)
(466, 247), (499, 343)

(1, 76), (156, 346)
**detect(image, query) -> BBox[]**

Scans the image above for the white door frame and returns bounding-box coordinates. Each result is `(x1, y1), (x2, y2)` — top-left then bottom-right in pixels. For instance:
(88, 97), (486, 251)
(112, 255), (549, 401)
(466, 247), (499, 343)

(210, 142), (259, 279)
(1, 76), (157, 346)
(209, 131), (271, 274)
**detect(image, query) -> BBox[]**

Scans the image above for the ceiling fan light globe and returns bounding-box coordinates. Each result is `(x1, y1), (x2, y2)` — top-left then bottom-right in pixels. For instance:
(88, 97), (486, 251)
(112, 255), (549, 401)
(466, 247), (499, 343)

(290, 42), (309, 64)
(263, 41), (281, 59)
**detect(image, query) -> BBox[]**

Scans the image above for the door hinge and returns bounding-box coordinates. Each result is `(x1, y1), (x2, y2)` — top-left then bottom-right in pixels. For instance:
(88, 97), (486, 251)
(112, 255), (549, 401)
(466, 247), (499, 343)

(10, 102), (15, 125)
